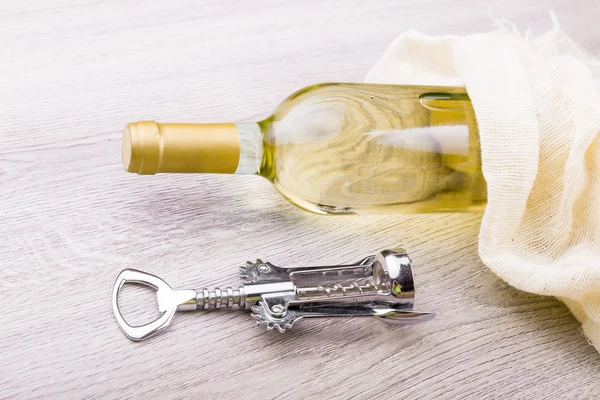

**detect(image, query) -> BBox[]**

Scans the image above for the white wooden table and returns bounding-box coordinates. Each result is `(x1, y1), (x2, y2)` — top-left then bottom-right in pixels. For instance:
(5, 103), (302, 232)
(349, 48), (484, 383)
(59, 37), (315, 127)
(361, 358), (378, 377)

(2, 1), (600, 398)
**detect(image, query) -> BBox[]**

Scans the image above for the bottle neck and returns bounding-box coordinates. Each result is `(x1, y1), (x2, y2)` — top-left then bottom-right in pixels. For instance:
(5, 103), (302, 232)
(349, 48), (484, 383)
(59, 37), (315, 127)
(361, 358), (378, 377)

(234, 122), (263, 175)
(122, 121), (263, 175)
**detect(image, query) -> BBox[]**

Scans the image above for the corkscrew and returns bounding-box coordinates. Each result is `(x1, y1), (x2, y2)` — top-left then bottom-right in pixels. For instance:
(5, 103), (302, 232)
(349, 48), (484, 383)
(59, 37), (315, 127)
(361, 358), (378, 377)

(112, 249), (434, 341)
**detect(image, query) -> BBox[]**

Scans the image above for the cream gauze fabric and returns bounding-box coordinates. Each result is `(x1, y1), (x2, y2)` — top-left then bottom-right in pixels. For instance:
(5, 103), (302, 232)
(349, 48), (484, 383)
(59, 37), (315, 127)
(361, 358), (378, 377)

(366, 16), (600, 351)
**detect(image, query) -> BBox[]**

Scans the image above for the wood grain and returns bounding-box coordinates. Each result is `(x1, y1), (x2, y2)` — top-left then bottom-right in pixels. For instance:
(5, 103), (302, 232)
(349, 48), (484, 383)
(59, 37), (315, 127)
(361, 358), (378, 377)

(1, 1), (600, 398)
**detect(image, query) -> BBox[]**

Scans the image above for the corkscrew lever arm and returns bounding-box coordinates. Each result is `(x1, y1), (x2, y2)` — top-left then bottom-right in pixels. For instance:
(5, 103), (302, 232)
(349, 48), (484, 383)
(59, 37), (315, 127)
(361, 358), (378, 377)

(294, 306), (435, 324)
(250, 300), (434, 333)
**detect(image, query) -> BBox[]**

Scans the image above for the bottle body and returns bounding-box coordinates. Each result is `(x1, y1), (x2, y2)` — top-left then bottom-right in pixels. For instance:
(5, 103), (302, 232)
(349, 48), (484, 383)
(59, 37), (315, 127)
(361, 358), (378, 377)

(122, 83), (486, 215)
(261, 83), (485, 214)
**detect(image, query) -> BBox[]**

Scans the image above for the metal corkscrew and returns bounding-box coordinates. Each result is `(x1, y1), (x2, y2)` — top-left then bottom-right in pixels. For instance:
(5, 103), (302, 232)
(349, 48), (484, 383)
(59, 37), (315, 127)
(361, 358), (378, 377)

(112, 249), (434, 341)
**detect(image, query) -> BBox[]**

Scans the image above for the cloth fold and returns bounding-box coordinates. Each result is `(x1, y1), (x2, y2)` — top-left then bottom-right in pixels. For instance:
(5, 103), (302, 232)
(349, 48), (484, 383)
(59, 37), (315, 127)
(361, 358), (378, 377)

(366, 15), (600, 351)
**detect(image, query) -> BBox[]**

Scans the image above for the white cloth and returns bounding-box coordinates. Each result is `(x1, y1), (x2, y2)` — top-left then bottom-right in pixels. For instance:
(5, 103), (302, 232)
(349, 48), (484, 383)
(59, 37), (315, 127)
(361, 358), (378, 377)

(366, 15), (600, 351)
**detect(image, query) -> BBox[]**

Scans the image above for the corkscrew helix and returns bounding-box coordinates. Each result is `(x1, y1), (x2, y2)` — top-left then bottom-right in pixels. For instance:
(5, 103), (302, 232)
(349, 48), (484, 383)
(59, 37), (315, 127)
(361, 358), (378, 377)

(112, 249), (435, 341)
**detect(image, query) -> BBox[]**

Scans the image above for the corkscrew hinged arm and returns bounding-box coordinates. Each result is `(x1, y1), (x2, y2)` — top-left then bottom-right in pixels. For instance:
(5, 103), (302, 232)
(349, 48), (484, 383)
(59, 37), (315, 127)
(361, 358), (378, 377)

(112, 249), (435, 341)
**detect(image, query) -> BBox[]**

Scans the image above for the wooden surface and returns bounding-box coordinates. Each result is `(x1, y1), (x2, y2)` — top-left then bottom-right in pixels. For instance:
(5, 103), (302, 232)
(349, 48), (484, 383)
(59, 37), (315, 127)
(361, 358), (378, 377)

(2, 1), (600, 398)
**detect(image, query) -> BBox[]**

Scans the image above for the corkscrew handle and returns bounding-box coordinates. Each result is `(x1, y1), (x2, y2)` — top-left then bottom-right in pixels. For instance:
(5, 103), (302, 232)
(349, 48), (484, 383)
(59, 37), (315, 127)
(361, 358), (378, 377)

(112, 269), (197, 341)
(112, 269), (250, 340)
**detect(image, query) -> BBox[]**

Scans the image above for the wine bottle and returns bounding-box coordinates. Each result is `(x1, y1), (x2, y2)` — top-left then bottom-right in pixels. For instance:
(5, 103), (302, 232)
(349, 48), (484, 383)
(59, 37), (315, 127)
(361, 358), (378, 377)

(122, 83), (486, 214)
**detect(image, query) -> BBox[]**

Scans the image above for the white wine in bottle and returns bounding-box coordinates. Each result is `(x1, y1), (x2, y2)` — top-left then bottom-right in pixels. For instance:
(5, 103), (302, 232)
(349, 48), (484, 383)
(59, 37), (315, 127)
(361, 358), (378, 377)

(122, 83), (486, 215)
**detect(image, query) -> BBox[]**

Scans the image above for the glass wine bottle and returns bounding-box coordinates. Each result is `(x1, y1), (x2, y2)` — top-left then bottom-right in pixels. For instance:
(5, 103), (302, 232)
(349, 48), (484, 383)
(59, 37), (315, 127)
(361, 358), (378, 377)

(122, 83), (485, 214)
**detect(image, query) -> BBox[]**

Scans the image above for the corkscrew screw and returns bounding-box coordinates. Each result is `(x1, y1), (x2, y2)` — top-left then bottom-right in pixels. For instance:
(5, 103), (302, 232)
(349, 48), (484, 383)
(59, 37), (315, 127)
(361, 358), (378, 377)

(112, 249), (434, 341)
